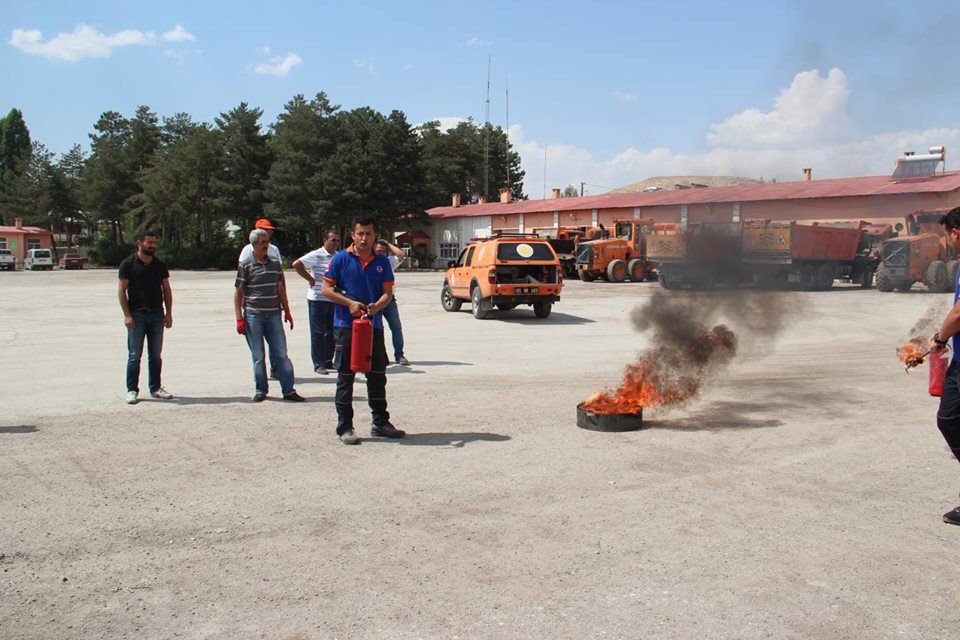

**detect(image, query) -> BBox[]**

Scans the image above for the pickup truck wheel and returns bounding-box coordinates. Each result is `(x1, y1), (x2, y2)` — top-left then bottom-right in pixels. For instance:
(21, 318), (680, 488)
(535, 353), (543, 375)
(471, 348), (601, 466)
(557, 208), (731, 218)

(947, 260), (959, 292)
(925, 260), (949, 292)
(441, 283), (462, 312)
(627, 259), (646, 282)
(471, 286), (490, 319)
(606, 259), (627, 283)
(533, 302), (552, 318)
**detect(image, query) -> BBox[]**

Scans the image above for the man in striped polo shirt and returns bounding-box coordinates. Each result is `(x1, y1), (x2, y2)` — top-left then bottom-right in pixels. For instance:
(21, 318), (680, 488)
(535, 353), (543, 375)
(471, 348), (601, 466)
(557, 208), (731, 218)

(234, 229), (305, 403)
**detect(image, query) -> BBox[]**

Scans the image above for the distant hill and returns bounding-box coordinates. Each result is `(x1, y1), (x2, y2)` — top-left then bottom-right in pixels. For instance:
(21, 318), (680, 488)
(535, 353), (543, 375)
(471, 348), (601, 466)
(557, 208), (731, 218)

(610, 176), (761, 193)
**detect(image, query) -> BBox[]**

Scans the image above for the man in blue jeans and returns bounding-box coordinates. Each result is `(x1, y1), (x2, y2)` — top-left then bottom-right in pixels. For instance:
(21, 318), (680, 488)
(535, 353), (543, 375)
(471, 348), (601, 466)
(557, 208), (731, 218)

(234, 229), (305, 403)
(375, 239), (410, 365)
(118, 229), (174, 405)
(293, 230), (340, 374)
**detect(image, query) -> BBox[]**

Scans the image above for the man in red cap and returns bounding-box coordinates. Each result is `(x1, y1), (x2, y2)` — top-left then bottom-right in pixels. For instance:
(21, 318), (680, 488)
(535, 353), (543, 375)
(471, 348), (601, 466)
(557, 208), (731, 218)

(239, 218), (283, 378)
(239, 218), (282, 264)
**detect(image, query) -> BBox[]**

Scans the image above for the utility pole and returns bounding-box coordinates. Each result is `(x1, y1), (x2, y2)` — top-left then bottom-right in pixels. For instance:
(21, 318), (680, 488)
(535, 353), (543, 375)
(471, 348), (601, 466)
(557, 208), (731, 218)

(580, 181), (585, 197)
(484, 55), (491, 202)
(505, 69), (510, 197)
(543, 150), (547, 199)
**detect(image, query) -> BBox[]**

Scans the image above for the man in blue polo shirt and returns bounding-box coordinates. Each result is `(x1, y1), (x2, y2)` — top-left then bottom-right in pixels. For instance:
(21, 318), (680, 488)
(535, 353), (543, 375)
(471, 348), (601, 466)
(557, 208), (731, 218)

(322, 217), (406, 444)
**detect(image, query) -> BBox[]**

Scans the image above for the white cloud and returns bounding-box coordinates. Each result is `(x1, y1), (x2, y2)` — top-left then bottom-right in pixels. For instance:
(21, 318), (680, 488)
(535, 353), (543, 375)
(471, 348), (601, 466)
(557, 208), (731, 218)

(353, 57), (375, 75)
(9, 24), (155, 61)
(466, 36), (490, 47)
(162, 25), (195, 42)
(707, 68), (852, 147)
(613, 91), (638, 103)
(254, 52), (302, 77)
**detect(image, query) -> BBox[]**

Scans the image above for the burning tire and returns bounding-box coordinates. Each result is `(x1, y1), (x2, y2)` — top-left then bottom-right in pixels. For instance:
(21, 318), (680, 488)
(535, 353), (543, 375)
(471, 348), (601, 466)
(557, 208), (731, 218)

(576, 403), (644, 432)
(441, 283), (462, 312)
(627, 258), (646, 282)
(606, 259), (627, 283)
(925, 260), (949, 292)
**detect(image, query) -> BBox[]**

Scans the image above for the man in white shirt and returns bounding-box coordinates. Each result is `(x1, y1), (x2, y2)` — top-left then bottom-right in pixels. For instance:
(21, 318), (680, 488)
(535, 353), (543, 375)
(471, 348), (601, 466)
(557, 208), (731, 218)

(375, 239), (410, 366)
(238, 218), (282, 264)
(239, 218), (283, 378)
(293, 230), (341, 373)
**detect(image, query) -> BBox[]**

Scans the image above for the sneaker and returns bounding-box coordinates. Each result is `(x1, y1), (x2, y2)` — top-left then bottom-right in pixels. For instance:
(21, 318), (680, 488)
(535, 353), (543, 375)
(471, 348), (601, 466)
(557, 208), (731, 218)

(944, 506), (960, 526)
(126, 391), (138, 405)
(253, 392), (267, 402)
(339, 430), (361, 445)
(314, 367), (328, 375)
(396, 356), (411, 366)
(283, 391), (306, 402)
(371, 421), (406, 438)
(150, 387), (173, 400)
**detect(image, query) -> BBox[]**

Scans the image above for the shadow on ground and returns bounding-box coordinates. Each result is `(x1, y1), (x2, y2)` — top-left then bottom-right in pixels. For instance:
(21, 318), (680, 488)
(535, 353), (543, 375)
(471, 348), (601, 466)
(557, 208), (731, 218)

(643, 401), (785, 431)
(363, 431), (511, 447)
(0, 425), (38, 434)
(495, 312), (595, 326)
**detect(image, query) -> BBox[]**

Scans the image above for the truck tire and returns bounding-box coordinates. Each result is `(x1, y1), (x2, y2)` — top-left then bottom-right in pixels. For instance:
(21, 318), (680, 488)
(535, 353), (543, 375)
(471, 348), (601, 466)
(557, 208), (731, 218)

(441, 283), (462, 312)
(947, 260), (959, 292)
(925, 260), (948, 292)
(471, 286), (490, 319)
(606, 259), (627, 283)
(814, 264), (834, 290)
(895, 280), (914, 292)
(859, 267), (875, 289)
(800, 265), (817, 290)
(627, 258), (646, 282)
(578, 269), (597, 282)
(533, 302), (552, 318)
(876, 266), (895, 292)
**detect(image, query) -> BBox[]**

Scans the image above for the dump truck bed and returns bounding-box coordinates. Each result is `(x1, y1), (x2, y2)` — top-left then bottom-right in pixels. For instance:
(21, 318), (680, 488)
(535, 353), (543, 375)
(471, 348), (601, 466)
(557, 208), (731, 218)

(742, 222), (863, 264)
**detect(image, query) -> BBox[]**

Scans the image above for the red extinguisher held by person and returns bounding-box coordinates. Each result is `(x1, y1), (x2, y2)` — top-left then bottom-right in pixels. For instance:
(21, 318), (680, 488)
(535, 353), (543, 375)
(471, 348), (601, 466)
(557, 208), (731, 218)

(350, 311), (374, 373)
(930, 345), (950, 397)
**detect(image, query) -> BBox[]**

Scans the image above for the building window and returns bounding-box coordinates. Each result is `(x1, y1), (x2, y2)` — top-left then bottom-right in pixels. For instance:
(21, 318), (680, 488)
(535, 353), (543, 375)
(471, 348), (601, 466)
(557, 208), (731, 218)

(26, 238), (41, 250)
(439, 243), (460, 260)
(0, 237), (6, 250)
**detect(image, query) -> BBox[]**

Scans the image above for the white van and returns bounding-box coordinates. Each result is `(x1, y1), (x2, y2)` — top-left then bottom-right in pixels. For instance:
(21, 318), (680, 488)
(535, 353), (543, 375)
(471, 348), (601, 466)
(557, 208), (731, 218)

(25, 248), (54, 270)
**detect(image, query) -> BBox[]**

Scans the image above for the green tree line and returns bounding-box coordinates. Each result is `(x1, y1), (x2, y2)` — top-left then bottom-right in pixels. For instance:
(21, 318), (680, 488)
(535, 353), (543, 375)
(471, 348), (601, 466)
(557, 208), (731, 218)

(0, 94), (525, 265)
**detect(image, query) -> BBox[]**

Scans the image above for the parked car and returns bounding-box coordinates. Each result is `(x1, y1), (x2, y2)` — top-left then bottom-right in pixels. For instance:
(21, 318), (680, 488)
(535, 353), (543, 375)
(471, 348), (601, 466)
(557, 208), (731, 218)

(25, 248), (55, 270)
(441, 232), (563, 319)
(59, 253), (85, 269)
(0, 249), (14, 271)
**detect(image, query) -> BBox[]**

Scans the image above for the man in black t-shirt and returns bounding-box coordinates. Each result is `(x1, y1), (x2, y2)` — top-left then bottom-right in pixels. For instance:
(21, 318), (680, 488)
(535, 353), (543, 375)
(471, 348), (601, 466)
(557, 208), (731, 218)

(118, 229), (173, 404)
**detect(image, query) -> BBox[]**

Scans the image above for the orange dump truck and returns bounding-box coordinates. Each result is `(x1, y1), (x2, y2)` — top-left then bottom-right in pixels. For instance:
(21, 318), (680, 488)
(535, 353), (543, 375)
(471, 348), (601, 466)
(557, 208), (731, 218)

(876, 209), (957, 293)
(741, 221), (878, 289)
(648, 221), (749, 290)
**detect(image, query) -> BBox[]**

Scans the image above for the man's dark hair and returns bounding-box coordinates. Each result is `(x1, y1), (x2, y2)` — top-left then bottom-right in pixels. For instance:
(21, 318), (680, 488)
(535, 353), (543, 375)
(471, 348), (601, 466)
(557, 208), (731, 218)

(352, 216), (377, 231)
(941, 207), (960, 232)
(136, 229), (159, 242)
(324, 229), (339, 240)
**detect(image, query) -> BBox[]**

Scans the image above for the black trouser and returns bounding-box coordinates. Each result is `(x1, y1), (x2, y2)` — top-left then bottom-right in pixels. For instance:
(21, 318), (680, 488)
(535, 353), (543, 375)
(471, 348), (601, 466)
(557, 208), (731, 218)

(333, 326), (389, 434)
(937, 359), (960, 462)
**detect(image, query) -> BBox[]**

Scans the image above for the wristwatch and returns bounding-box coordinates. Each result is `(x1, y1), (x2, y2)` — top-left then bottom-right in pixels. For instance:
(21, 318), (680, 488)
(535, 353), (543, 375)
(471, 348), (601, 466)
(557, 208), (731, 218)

(934, 332), (949, 346)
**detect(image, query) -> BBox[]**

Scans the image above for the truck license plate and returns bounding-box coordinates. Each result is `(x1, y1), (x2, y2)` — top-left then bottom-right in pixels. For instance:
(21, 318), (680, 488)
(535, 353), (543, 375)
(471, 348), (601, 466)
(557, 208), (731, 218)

(516, 287), (539, 294)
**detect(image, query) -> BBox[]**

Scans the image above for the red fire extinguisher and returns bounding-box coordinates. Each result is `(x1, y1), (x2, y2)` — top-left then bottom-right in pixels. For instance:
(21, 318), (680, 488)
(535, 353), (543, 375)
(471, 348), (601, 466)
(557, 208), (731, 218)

(929, 346), (950, 397)
(350, 313), (373, 373)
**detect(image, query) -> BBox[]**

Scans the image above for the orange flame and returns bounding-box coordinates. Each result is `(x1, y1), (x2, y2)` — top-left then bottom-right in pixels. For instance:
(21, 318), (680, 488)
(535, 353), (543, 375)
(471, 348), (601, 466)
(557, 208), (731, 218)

(897, 337), (927, 370)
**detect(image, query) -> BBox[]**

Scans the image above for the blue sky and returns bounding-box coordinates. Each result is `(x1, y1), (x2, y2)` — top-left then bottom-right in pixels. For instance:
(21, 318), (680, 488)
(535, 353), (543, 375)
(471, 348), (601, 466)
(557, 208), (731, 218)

(3, 0), (960, 196)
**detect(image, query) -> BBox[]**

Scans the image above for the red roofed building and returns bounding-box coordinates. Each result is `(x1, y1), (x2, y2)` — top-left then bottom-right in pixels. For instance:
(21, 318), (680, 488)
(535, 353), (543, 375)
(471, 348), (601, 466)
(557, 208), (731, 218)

(416, 169), (960, 267)
(0, 218), (56, 269)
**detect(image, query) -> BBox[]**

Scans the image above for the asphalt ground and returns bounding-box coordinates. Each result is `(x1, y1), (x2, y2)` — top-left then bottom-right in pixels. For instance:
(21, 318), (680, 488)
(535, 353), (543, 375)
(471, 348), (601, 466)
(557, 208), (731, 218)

(1, 268), (958, 639)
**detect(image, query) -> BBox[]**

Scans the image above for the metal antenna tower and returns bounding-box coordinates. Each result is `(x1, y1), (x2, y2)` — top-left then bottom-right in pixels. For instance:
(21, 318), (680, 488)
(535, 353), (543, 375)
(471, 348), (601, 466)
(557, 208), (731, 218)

(505, 69), (511, 195)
